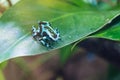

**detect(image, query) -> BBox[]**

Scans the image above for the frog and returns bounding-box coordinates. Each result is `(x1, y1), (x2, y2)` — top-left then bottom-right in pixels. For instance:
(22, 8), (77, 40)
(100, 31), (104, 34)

(32, 21), (61, 48)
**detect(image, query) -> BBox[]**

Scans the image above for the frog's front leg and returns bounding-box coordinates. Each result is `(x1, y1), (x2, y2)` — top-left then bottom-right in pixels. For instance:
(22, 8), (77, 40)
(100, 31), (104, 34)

(32, 26), (36, 33)
(32, 26), (38, 39)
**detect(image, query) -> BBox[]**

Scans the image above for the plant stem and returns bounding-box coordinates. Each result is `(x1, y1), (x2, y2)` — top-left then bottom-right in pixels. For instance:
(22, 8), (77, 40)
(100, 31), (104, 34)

(7, 0), (12, 7)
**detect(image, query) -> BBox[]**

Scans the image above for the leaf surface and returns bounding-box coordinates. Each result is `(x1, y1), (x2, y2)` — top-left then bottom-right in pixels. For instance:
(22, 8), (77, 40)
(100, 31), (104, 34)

(0, 0), (120, 63)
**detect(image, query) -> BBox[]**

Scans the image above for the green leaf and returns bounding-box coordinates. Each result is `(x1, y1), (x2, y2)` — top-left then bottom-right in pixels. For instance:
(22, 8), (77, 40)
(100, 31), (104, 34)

(92, 23), (120, 41)
(0, 0), (120, 63)
(90, 14), (120, 41)
(60, 45), (77, 65)
(0, 61), (7, 70)
(0, 70), (5, 80)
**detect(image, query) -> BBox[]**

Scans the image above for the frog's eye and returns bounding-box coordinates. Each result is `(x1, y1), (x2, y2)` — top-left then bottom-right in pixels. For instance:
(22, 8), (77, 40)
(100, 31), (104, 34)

(39, 21), (47, 25)
(42, 23), (48, 25)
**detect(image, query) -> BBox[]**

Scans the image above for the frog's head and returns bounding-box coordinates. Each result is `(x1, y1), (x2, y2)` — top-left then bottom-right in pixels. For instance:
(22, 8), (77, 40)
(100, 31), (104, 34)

(38, 21), (50, 26)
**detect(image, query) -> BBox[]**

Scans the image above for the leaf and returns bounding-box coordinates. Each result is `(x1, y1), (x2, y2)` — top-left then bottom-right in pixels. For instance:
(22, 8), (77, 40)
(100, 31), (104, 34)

(0, 0), (120, 63)
(90, 14), (120, 41)
(0, 61), (8, 70)
(0, 70), (5, 80)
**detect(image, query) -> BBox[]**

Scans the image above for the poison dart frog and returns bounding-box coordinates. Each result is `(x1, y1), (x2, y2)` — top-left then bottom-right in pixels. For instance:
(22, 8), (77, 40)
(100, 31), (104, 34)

(32, 21), (61, 48)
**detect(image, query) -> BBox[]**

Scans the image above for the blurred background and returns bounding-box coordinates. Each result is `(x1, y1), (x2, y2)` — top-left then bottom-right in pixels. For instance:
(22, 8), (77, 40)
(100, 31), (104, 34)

(0, 0), (120, 80)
